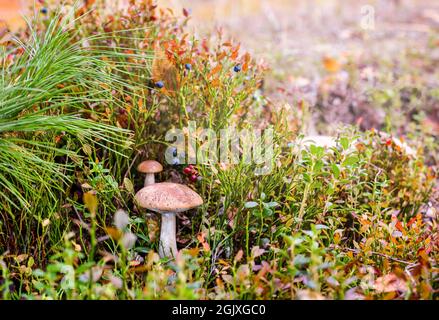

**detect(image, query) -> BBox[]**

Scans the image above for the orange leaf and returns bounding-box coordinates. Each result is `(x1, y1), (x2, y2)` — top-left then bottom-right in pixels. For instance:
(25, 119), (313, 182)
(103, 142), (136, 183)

(420, 282), (433, 299)
(242, 61), (249, 72)
(105, 227), (122, 241)
(152, 46), (179, 91)
(243, 52), (251, 64)
(211, 78), (220, 87)
(185, 247), (200, 257)
(216, 277), (224, 289)
(217, 51), (227, 60)
(395, 220), (404, 232)
(83, 191), (98, 215)
(417, 248), (429, 265)
(197, 232), (210, 252)
(128, 265), (149, 274)
(85, 0), (96, 8)
(323, 56), (341, 73)
(407, 216), (417, 227)
(231, 44), (240, 60)
(208, 64), (222, 78)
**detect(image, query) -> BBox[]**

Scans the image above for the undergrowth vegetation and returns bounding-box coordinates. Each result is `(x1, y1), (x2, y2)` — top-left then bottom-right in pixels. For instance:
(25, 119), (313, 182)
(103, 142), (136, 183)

(0, 1), (437, 300)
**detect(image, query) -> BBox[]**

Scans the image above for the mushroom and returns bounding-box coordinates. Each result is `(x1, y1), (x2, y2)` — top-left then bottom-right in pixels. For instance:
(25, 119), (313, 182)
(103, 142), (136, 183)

(137, 160), (163, 186)
(135, 182), (203, 258)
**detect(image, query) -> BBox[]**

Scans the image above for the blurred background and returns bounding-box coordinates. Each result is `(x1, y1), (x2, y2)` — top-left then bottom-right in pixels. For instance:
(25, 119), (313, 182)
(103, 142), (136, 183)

(1, 0), (438, 136)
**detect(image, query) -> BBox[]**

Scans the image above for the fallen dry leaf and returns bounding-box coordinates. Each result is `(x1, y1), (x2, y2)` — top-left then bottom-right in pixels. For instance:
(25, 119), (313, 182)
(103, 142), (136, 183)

(373, 274), (408, 293)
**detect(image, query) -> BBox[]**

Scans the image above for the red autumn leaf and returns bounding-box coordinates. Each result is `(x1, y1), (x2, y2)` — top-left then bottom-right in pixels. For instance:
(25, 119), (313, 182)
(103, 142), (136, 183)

(385, 138), (392, 146)
(407, 215), (417, 227)
(84, 0), (96, 8)
(395, 220), (404, 232)
(202, 38), (209, 52)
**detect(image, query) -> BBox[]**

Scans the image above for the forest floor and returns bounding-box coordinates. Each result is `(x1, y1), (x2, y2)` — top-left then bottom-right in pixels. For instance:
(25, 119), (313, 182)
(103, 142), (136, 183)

(0, 0), (437, 300)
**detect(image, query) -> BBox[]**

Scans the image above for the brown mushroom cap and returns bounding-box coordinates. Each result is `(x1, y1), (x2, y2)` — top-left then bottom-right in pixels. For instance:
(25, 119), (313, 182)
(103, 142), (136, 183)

(137, 160), (163, 174)
(135, 182), (203, 213)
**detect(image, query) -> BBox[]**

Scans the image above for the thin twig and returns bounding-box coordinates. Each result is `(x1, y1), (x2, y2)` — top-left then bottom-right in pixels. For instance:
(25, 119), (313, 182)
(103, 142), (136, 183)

(72, 206), (91, 232)
(123, 151), (140, 181)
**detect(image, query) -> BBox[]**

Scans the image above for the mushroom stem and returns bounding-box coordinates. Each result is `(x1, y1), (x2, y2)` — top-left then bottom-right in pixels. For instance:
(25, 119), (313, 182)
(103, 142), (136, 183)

(144, 173), (155, 186)
(159, 212), (178, 258)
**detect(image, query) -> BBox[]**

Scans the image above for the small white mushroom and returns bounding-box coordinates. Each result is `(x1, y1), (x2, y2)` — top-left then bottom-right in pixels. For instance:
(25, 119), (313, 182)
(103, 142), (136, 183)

(137, 160), (163, 186)
(135, 182), (203, 259)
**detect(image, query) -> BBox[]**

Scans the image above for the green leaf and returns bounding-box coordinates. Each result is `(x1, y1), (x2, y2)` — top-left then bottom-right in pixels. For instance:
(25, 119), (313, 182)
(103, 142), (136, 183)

(314, 159), (324, 172)
(310, 144), (318, 155)
(342, 156), (359, 167)
(331, 164), (340, 178)
(134, 247), (150, 254)
(340, 137), (349, 150)
(123, 177), (134, 194)
(263, 208), (273, 217)
(265, 201), (279, 208)
(27, 257), (34, 268)
(244, 201), (258, 208)
(82, 144), (92, 156)
(327, 183), (335, 195)
(302, 172), (311, 183)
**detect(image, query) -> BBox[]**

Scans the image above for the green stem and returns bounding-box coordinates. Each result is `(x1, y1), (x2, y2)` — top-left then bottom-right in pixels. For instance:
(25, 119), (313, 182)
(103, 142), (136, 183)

(245, 210), (250, 257)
